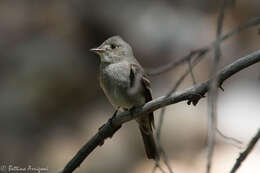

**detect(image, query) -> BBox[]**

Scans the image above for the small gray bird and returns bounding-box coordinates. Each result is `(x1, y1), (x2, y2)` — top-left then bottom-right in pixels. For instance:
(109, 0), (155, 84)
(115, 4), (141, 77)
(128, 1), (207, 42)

(90, 36), (158, 160)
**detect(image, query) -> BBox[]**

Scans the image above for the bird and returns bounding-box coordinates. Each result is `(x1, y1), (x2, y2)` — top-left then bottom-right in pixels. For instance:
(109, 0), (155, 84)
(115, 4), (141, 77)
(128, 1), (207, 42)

(90, 36), (158, 160)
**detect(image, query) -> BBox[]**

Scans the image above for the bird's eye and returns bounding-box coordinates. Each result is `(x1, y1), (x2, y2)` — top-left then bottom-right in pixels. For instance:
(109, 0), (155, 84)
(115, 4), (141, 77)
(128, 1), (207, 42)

(110, 44), (117, 49)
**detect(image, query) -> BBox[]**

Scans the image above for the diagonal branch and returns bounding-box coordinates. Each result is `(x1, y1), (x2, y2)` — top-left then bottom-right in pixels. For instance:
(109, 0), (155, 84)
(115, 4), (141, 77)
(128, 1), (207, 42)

(60, 49), (260, 173)
(230, 129), (260, 173)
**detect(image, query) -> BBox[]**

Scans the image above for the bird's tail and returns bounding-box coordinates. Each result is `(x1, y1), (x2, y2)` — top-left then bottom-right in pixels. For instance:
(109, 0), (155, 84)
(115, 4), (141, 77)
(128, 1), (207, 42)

(138, 114), (159, 160)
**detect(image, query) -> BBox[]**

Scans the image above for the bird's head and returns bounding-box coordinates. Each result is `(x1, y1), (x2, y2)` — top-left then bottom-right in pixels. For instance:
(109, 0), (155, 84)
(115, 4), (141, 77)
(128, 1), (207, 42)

(90, 36), (133, 63)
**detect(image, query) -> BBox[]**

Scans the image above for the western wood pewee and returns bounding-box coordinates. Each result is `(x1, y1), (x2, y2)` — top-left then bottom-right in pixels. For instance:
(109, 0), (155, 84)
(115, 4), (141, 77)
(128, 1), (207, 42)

(90, 36), (158, 160)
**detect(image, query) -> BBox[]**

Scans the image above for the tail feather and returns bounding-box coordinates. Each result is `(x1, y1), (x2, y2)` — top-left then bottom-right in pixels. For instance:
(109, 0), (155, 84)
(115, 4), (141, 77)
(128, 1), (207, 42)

(138, 113), (159, 160)
(139, 127), (158, 160)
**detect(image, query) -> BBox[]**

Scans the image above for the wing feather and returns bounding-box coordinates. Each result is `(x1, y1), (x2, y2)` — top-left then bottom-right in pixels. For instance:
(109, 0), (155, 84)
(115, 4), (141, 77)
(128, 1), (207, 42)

(130, 64), (155, 128)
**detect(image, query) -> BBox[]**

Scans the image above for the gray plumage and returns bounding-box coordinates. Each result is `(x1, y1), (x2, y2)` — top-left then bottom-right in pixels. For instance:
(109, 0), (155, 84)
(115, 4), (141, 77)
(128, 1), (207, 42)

(90, 36), (158, 160)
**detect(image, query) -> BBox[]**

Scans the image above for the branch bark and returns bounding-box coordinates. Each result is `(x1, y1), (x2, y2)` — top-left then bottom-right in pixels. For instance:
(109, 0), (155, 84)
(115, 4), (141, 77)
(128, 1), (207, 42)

(61, 49), (260, 173)
(230, 129), (260, 173)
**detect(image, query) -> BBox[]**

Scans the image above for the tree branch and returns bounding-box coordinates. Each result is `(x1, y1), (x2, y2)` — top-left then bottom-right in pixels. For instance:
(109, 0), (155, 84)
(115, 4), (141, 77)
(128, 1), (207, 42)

(230, 129), (260, 173)
(60, 49), (260, 173)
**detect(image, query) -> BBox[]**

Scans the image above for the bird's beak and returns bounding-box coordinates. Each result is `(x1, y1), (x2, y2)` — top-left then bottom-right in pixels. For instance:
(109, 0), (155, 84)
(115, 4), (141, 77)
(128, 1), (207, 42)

(90, 47), (105, 54)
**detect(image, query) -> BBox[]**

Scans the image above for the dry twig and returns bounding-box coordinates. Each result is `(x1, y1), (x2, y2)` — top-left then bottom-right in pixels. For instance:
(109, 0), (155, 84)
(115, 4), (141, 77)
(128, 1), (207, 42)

(216, 128), (243, 148)
(230, 129), (260, 173)
(206, 0), (226, 172)
(154, 52), (206, 173)
(148, 16), (260, 76)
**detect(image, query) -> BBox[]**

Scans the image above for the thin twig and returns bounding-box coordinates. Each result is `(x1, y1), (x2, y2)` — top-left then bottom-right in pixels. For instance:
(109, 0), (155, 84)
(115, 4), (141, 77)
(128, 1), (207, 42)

(230, 129), (260, 173)
(166, 52), (207, 98)
(60, 50), (260, 173)
(158, 165), (167, 173)
(148, 16), (260, 76)
(155, 51), (207, 147)
(156, 108), (173, 173)
(156, 107), (166, 141)
(148, 48), (208, 76)
(206, 1), (226, 172)
(152, 162), (167, 173)
(154, 52), (206, 173)
(156, 108), (172, 173)
(188, 59), (197, 85)
(160, 148), (174, 173)
(216, 128), (243, 148)
(155, 107), (173, 173)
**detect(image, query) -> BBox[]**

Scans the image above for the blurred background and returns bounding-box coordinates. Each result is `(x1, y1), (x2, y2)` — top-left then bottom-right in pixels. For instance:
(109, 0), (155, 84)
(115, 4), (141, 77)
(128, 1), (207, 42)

(0, 0), (259, 173)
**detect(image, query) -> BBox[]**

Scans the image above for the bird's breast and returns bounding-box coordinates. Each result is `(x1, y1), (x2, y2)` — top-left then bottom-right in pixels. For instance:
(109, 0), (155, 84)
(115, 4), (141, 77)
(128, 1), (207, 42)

(99, 62), (144, 108)
(101, 62), (130, 88)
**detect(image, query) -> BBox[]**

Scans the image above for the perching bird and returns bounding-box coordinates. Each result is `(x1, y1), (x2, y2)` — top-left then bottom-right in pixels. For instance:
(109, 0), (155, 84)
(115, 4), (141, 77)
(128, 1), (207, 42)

(90, 36), (158, 160)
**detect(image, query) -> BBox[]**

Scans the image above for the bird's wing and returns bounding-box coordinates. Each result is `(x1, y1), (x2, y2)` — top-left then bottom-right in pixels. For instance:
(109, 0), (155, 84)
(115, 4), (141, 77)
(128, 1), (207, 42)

(130, 63), (155, 128)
